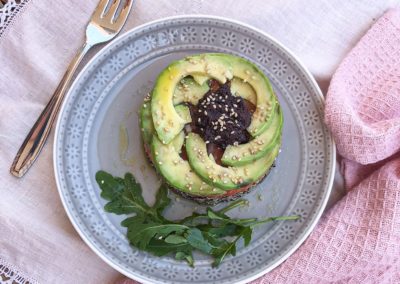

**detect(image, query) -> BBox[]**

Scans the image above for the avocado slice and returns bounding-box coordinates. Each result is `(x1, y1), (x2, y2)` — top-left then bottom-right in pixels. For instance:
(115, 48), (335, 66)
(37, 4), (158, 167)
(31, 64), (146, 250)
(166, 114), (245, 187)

(230, 77), (257, 105)
(151, 132), (225, 196)
(140, 103), (189, 152)
(192, 74), (209, 85)
(173, 77), (209, 105)
(186, 133), (280, 190)
(221, 106), (283, 166)
(151, 53), (276, 144)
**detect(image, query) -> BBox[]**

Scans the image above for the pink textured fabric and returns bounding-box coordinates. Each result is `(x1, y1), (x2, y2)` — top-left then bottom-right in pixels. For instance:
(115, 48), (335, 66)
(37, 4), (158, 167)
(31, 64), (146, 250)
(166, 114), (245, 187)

(325, 9), (400, 165)
(252, 9), (400, 284)
(121, 9), (400, 284)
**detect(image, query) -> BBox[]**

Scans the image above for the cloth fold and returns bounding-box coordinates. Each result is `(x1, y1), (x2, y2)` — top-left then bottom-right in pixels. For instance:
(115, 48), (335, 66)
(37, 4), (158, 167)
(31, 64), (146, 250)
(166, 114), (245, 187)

(252, 9), (400, 283)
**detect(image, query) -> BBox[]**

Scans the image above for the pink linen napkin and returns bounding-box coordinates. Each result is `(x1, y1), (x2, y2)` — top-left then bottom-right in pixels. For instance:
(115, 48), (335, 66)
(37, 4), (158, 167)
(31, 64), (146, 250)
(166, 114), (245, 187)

(118, 9), (400, 284)
(252, 9), (400, 283)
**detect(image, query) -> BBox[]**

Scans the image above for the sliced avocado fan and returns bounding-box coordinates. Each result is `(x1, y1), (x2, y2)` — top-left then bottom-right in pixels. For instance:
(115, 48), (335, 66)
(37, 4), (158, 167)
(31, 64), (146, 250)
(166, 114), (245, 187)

(151, 53), (276, 144)
(186, 132), (280, 190)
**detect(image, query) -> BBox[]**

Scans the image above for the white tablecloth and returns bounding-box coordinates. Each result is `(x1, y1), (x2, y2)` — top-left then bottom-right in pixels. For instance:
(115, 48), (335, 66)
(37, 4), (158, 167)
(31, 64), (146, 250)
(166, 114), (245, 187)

(0, 0), (399, 283)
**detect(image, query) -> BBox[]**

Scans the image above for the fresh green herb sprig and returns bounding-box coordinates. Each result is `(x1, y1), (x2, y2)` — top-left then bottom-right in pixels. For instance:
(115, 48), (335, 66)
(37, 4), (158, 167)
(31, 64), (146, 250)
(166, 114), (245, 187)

(96, 171), (298, 267)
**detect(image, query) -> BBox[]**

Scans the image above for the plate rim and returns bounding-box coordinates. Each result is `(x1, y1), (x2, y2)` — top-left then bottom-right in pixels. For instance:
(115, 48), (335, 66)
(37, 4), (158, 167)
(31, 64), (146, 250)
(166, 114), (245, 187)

(54, 14), (336, 284)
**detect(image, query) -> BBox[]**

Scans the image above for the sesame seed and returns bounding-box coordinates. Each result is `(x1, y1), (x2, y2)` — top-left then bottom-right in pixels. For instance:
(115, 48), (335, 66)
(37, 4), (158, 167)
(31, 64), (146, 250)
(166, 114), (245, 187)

(143, 104), (147, 108)
(155, 151), (159, 155)
(158, 161), (163, 165)
(245, 70), (250, 75)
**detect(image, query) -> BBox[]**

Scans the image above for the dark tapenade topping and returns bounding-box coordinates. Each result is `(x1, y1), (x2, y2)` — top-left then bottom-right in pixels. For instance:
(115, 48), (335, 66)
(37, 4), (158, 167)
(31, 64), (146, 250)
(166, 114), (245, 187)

(191, 79), (252, 149)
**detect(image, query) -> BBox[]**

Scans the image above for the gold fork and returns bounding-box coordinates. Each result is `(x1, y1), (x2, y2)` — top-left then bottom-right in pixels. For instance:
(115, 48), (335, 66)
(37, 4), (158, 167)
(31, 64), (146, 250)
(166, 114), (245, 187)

(10, 0), (134, 177)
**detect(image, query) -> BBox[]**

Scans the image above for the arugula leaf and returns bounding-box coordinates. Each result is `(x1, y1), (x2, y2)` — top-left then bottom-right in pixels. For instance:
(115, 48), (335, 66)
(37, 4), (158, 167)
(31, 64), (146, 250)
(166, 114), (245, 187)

(243, 215), (300, 227)
(175, 250), (194, 267)
(164, 234), (187, 244)
(98, 172), (152, 216)
(211, 239), (237, 268)
(242, 226), (252, 246)
(185, 228), (215, 254)
(146, 239), (191, 256)
(199, 223), (242, 238)
(207, 208), (257, 226)
(217, 199), (247, 214)
(153, 184), (171, 214)
(96, 170), (299, 268)
(120, 215), (145, 228)
(179, 212), (209, 226)
(96, 171), (125, 201)
(202, 230), (230, 247)
(210, 226), (254, 267)
(127, 222), (188, 250)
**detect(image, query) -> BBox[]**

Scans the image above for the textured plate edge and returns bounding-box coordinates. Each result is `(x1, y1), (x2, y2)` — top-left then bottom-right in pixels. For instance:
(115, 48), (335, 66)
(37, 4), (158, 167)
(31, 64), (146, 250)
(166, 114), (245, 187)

(53, 14), (337, 284)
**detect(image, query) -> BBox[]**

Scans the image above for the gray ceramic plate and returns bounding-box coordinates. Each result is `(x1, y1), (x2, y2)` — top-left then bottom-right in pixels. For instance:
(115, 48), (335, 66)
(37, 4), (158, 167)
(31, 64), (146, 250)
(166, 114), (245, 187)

(54, 16), (335, 284)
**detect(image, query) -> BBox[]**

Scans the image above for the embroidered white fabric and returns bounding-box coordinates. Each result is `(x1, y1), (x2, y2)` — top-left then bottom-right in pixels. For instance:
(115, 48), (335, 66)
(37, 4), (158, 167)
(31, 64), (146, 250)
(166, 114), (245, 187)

(0, 257), (37, 284)
(0, 0), (29, 38)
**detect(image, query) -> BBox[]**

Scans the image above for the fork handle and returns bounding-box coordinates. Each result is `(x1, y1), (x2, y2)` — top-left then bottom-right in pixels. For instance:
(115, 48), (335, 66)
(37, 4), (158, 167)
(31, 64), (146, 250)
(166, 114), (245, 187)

(10, 42), (92, 177)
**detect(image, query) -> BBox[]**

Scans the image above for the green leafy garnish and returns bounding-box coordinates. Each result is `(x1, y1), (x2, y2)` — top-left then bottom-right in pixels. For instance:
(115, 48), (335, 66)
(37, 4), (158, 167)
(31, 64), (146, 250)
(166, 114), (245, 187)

(96, 171), (299, 267)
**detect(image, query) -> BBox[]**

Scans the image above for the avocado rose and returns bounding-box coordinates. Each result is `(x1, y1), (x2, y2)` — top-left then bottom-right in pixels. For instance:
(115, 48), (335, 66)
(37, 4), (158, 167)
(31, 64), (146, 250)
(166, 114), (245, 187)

(139, 53), (282, 204)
